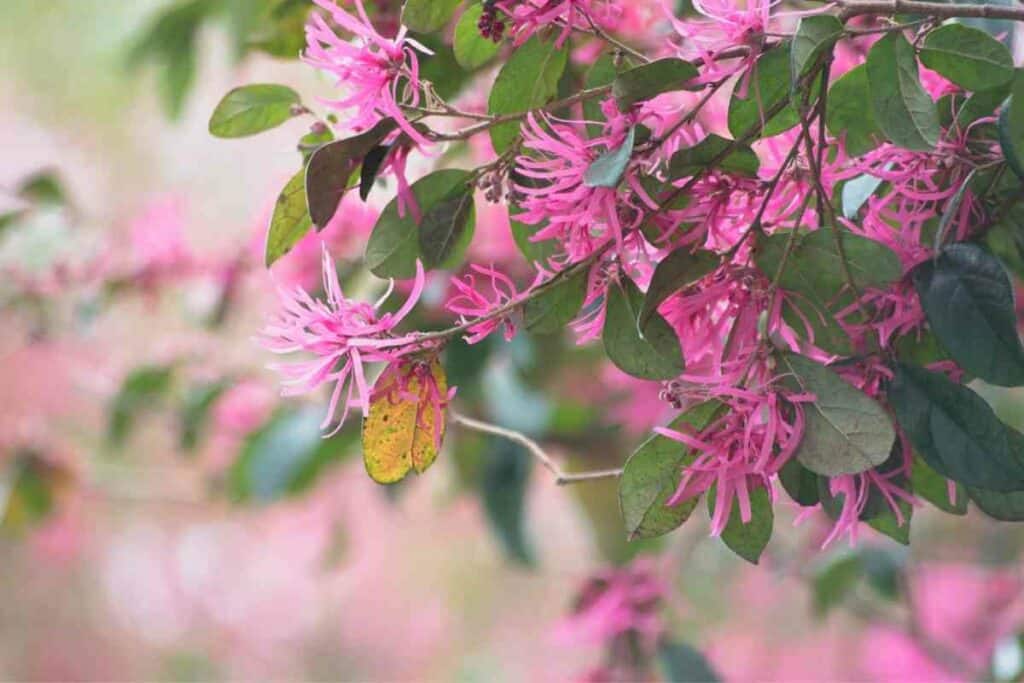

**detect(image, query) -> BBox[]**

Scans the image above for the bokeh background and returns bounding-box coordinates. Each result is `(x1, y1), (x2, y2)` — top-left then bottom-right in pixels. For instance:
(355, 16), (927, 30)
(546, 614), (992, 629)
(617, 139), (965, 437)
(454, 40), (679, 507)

(2, 2), (1024, 681)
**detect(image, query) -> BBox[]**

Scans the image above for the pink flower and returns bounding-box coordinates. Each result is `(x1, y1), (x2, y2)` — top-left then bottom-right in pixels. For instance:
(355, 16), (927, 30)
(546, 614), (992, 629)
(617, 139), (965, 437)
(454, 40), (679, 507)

(514, 110), (648, 262)
(304, 0), (430, 147)
(445, 265), (535, 344)
(260, 248), (426, 434)
(495, 0), (618, 48)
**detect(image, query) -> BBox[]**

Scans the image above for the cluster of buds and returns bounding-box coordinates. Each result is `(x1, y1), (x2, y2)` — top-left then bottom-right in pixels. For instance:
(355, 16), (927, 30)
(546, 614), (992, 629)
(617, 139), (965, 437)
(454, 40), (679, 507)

(478, 0), (507, 42)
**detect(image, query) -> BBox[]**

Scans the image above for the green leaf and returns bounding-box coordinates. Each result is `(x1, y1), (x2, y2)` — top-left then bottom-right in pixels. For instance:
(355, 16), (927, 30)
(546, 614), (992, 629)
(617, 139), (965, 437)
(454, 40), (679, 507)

(2, 454), (61, 532)
(779, 458), (821, 506)
(265, 169), (312, 267)
(108, 365), (175, 446)
(583, 127), (636, 188)
(402, 0), (461, 32)
(418, 184), (475, 269)
(454, 4), (500, 70)
(780, 353), (896, 476)
(208, 83), (300, 138)
(523, 269), (588, 334)
(866, 32), (940, 150)
(826, 65), (883, 156)
(612, 58), (699, 109)
(894, 328), (951, 367)
(17, 171), (68, 206)
(667, 134), (760, 179)
(813, 552), (864, 616)
(510, 218), (558, 263)
(755, 228), (902, 308)
(481, 437), (535, 564)
(305, 119), (397, 229)
(791, 15), (844, 85)
(359, 145), (389, 201)
(488, 36), (569, 153)
(179, 379), (231, 452)
(1000, 70), (1024, 180)
(229, 407), (356, 503)
(968, 484), (1024, 521)
(657, 641), (721, 683)
(919, 23), (1014, 92)
(708, 484), (773, 564)
(639, 247), (719, 331)
(729, 43), (800, 140)
(603, 278), (685, 380)
(366, 169), (474, 278)
(911, 453), (968, 515)
(913, 243), (1024, 386)
(247, 0), (311, 59)
(781, 297), (854, 356)
(888, 363), (1024, 491)
(841, 172), (885, 219)
(584, 54), (618, 136)
(618, 400), (726, 540)
(955, 84), (1011, 129)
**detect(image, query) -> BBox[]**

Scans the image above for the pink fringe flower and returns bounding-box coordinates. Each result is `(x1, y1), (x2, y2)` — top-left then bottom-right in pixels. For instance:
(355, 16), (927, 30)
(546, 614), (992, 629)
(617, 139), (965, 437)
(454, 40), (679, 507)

(260, 248), (426, 434)
(446, 265), (540, 344)
(304, 0), (431, 147)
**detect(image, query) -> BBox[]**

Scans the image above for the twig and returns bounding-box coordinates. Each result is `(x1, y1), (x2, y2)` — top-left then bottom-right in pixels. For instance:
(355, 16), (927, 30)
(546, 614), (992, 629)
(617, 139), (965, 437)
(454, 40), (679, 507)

(450, 411), (623, 485)
(836, 0), (1024, 21)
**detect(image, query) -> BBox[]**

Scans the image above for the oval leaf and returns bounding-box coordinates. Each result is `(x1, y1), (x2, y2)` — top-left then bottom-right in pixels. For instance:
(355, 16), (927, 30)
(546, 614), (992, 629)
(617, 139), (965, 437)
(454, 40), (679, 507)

(668, 134), (760, 179)
(919, 23), (1014, 92)
(362, 359), (448, 484)
(781, 353), (896, 476)
(826, 65), (883, 156)
(866, 32), (940, 150)
(583, 127), (636, 188)
(603, 278), (685, 380)
(366, 169), (473, 278)
(888, 363), (1024, 491)
(488, 36), (568, 153)
(401, 0), (461, 33)
(999, 70), (1024, 180)
(639, 247), (719, 331)
(523, 268), (588, 334)
(208, 83), (300, 138)
(791, 15), (843, 84)
(265, 169), (312, 267)
(728, 43), (800, 139)
(708, 484), (773, 564)
(612, 58), (699, 109)
(913, 243), (1024, 386)
(454, 4), (500, 70)
(306, 119), (396, 229)
(418, 184), (475, 269)
(618, 400), (726, 540)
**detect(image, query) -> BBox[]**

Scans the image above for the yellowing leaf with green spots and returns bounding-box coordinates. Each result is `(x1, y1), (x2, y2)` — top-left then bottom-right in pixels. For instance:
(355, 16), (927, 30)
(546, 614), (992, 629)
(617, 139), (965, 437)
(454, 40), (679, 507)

(362, 359), (448, 484)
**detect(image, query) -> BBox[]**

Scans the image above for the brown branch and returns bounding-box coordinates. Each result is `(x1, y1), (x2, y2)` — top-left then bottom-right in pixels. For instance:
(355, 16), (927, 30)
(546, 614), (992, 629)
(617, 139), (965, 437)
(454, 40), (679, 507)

(837, 0), (1024, 21)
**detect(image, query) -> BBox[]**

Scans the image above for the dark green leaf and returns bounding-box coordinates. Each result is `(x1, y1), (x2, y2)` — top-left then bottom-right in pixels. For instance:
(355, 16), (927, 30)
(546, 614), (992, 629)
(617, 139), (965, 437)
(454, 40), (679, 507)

(17, 171), (67, 206)
(868, 498), (912, 545)
(781, 297), (854, 356)
(755, 228), (902, 308)
(583, 127), (636, 188)
(791, 15), (843, 85)
(919, 23), (1014, 92)
(265, 169), (312, 267)
(208, 83), (300, 138)
(454, 4), (500, 70)
(779, 458), (821, 506)
(893, 328), (951, 366)
(866, 32), (940, 150)
(305, 119), (396, 229)
(418, 185), (475, 269)
(639, 247), (719, 331)
(612, 58), (699, 109)
(229, 407), (356, 503)
(584, 54), (618, 137)
(1000, 70), (1024, 180)
(402, 0), (461, 33)
(619, 401), (726, 540)
(603, 278), (684, 380)
(955, 84), (1010, 129)
(366, 169), (474, 278)
(780, 353), (895, 476)
(488, 36), (569, 153)
(826, 65), (883, 156)
(667, 134), (760, 179)
(359, 145), (390, 201)
(729, 43), (800, 139)
(913, 243), (1024, 386)
(510, 218), (558, 263)
(968, 484), (1024, 521)
(888, 363), (1024, 491)
(657, 641), (721, 683)
(911, 453), (968, 515)
(708, 484), (773, 564)
(481, 437), (534, 564)
(523, 269), (588, 334)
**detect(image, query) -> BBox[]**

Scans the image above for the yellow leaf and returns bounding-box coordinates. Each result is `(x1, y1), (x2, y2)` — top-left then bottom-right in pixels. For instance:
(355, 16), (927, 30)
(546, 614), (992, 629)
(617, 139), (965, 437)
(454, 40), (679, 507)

(361, 358), (448, 484)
